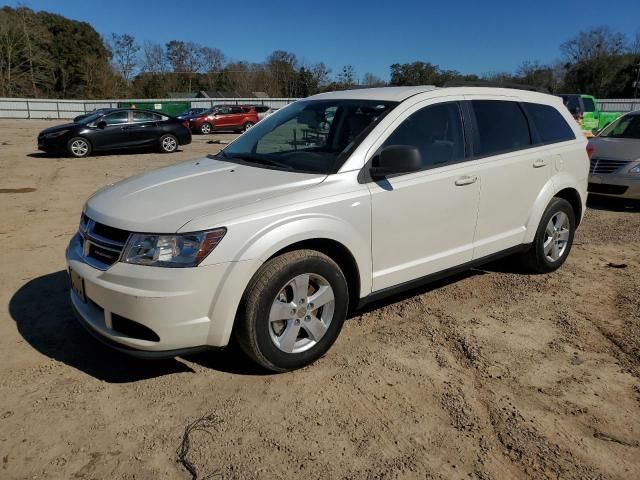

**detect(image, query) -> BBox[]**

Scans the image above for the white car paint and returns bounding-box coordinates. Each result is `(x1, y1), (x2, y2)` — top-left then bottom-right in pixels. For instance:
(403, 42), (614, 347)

(66, 86), (588, 354)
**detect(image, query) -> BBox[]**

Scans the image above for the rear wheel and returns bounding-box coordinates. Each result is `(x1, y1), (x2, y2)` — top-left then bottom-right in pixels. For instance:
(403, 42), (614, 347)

(200, 122), (212, 134)
(243, 121), (254, 132)
(159, 134), (178, 153)
(67, 137), (91, 158)
(235, 250), (349, 372)
(521, 197), (575, 273)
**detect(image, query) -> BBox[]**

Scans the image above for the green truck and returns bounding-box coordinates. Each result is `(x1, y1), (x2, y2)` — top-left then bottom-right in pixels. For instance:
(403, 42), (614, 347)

(558, 94), (622, 133)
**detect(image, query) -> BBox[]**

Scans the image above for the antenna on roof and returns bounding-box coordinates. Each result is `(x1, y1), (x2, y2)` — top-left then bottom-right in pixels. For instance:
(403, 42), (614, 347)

(443, 80), (550, 94)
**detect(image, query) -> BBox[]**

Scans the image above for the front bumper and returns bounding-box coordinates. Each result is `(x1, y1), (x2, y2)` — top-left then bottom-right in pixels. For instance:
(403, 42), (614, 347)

(66, 239), (259, 355)
(588, 173), (640, 200)
(37, 136), (66, 152)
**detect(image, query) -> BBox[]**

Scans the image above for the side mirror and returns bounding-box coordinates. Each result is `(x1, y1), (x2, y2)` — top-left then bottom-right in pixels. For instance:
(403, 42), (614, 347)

(97, 120), (107, 129)
(370, 145), (423, 179)
(591, 128), (600, 136)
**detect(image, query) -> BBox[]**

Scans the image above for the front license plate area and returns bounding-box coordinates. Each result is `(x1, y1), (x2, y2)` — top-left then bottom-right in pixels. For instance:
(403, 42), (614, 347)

(69, 268), (86, 303)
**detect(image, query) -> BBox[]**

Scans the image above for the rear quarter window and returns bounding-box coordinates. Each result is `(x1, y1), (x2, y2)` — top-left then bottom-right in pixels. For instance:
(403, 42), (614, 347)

(522, 103), (576, 144)
(471, 100), (531, 156)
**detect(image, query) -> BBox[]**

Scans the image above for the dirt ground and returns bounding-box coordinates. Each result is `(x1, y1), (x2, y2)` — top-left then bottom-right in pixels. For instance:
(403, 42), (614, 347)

(0, 119), (639, 480)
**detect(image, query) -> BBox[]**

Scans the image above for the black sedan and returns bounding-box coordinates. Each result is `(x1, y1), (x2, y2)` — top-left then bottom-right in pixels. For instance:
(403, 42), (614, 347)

(38, 109), (192, 158)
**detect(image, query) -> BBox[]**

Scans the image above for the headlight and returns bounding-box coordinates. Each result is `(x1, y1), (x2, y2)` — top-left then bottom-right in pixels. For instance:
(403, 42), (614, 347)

(629, 164), (640, 174)
(122, 228), (226, 267)
(45, 129), (69, 138)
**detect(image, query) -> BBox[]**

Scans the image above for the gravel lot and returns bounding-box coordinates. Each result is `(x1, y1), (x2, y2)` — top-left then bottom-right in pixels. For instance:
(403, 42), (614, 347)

(1, 119), (639, 479)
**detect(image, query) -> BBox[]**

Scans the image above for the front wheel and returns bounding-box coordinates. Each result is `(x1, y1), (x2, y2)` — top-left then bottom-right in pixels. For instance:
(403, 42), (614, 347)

(235, 250), (349, 372)
(159, 134), (178, 153)
(521, 197), (575, 273)
(67, 137), (91, 158)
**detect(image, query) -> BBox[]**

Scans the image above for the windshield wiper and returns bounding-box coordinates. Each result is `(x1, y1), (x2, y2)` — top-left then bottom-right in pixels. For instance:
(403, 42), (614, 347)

(224, 153), (293, 170)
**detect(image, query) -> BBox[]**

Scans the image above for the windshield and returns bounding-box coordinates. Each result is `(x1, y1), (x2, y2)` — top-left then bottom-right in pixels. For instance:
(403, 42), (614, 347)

(217, 99), (397, 174)
(599, 114), (640, 139)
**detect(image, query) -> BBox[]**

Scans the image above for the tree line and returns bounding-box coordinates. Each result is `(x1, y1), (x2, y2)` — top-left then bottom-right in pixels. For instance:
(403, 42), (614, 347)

(1, 6), (639, 100)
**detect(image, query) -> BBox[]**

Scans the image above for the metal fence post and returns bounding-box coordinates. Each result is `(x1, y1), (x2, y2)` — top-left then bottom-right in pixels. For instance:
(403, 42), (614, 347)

(56, 101), (60, 120)
(26, 100), (30, 119)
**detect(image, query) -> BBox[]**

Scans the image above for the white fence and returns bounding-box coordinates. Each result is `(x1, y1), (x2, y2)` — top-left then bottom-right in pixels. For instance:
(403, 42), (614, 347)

(0, 97), (297, 120)
(1, 96), (638, 120)
(597, 98), (640, 113)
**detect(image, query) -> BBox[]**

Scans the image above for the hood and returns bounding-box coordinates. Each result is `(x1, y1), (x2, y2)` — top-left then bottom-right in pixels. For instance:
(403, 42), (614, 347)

(85, 157), (326, 232)
(40, 123), (77, 135)
(590, 137), (640, 162)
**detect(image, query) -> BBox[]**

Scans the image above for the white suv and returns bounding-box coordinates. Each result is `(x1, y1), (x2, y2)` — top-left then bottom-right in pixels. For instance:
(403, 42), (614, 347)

(66, 86), (589, 371)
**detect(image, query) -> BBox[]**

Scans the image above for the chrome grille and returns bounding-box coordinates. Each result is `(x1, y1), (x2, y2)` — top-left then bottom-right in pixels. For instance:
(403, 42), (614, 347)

(79, 214), (130, 270)
(589, 157), (630, 174)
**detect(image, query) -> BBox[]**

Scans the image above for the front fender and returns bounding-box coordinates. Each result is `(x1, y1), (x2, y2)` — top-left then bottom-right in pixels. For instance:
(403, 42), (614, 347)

(204, 214), (371, 347)
(234, 214), (371, 297)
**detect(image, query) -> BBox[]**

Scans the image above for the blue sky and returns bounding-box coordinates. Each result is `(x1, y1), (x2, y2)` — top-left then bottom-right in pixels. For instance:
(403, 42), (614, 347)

(5, 0), (640, 80)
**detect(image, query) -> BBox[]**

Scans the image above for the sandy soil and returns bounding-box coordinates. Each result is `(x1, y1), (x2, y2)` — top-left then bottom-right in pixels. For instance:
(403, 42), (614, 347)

(0, 119), (639, 480)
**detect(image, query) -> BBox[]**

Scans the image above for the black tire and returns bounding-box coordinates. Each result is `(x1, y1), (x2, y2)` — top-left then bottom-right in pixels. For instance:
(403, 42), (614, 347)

(67, 137), (91, 158)
(159, 134), (178, 153)
(521, 197), (576, 273)
(242, 121), (254, 132)
(200, 122), (212, 134)
(235, 250), (349, 372)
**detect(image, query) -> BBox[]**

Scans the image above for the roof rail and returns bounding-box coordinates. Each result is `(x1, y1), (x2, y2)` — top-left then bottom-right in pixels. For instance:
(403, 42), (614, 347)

(443, 80), (550, 94)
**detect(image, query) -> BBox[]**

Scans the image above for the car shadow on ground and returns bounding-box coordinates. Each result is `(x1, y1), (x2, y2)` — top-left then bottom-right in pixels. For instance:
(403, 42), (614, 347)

(353, 254), (530, 316)
(587, 195), (640, 212)
(9, 270), (195, 383)
(26, 148), (185, 159)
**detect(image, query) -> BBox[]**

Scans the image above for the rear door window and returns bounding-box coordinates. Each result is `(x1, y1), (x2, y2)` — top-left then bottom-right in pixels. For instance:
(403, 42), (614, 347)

(132, 111), (158, 123)
(471, 100), (531, 156)
(382, 102), (465, 169)
(522, 103), (576, 144)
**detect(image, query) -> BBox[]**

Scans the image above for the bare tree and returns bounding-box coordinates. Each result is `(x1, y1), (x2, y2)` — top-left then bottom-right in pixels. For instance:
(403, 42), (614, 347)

(266, 50), (298, 96)
(310, 62), (330, 89)
(141, 41), (166, 73)
(110, 33), (139, 82)
(337, 65), (356, 87)
(361, 72), (386, 87)
(561, 26), (627, 62)
(199, 46), (225, 72)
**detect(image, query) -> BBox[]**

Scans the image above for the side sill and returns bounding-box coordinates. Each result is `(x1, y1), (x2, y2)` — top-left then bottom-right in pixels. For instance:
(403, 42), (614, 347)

(356, 244), (530, 309)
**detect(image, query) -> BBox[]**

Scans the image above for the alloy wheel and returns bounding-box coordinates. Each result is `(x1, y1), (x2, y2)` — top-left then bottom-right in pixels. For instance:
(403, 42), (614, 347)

(162, 136), (177, 152)
(70, 139), (89, 157)
(543, 211), (570, 262)
(268, 273), (335, 354)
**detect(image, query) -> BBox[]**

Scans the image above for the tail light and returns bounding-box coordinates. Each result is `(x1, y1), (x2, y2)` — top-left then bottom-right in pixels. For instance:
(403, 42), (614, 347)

(182, 120), (189, 129)
(586, 142), (594, 160)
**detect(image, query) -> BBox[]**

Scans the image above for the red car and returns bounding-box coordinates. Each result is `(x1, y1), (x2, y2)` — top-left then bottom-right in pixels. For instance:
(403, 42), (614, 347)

(189, 105), (259, 134)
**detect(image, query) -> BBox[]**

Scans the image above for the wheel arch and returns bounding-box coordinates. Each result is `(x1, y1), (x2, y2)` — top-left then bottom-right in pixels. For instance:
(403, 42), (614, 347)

(265, 238), (361, 315)
(524, 178), (585, 243)
(554, 187), (583, 227)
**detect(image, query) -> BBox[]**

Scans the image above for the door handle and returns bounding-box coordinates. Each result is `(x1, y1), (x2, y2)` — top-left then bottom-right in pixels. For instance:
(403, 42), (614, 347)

(533, 158), (548, 168)
(120, 126), (130, 130)
(454, 175), (478, 186)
